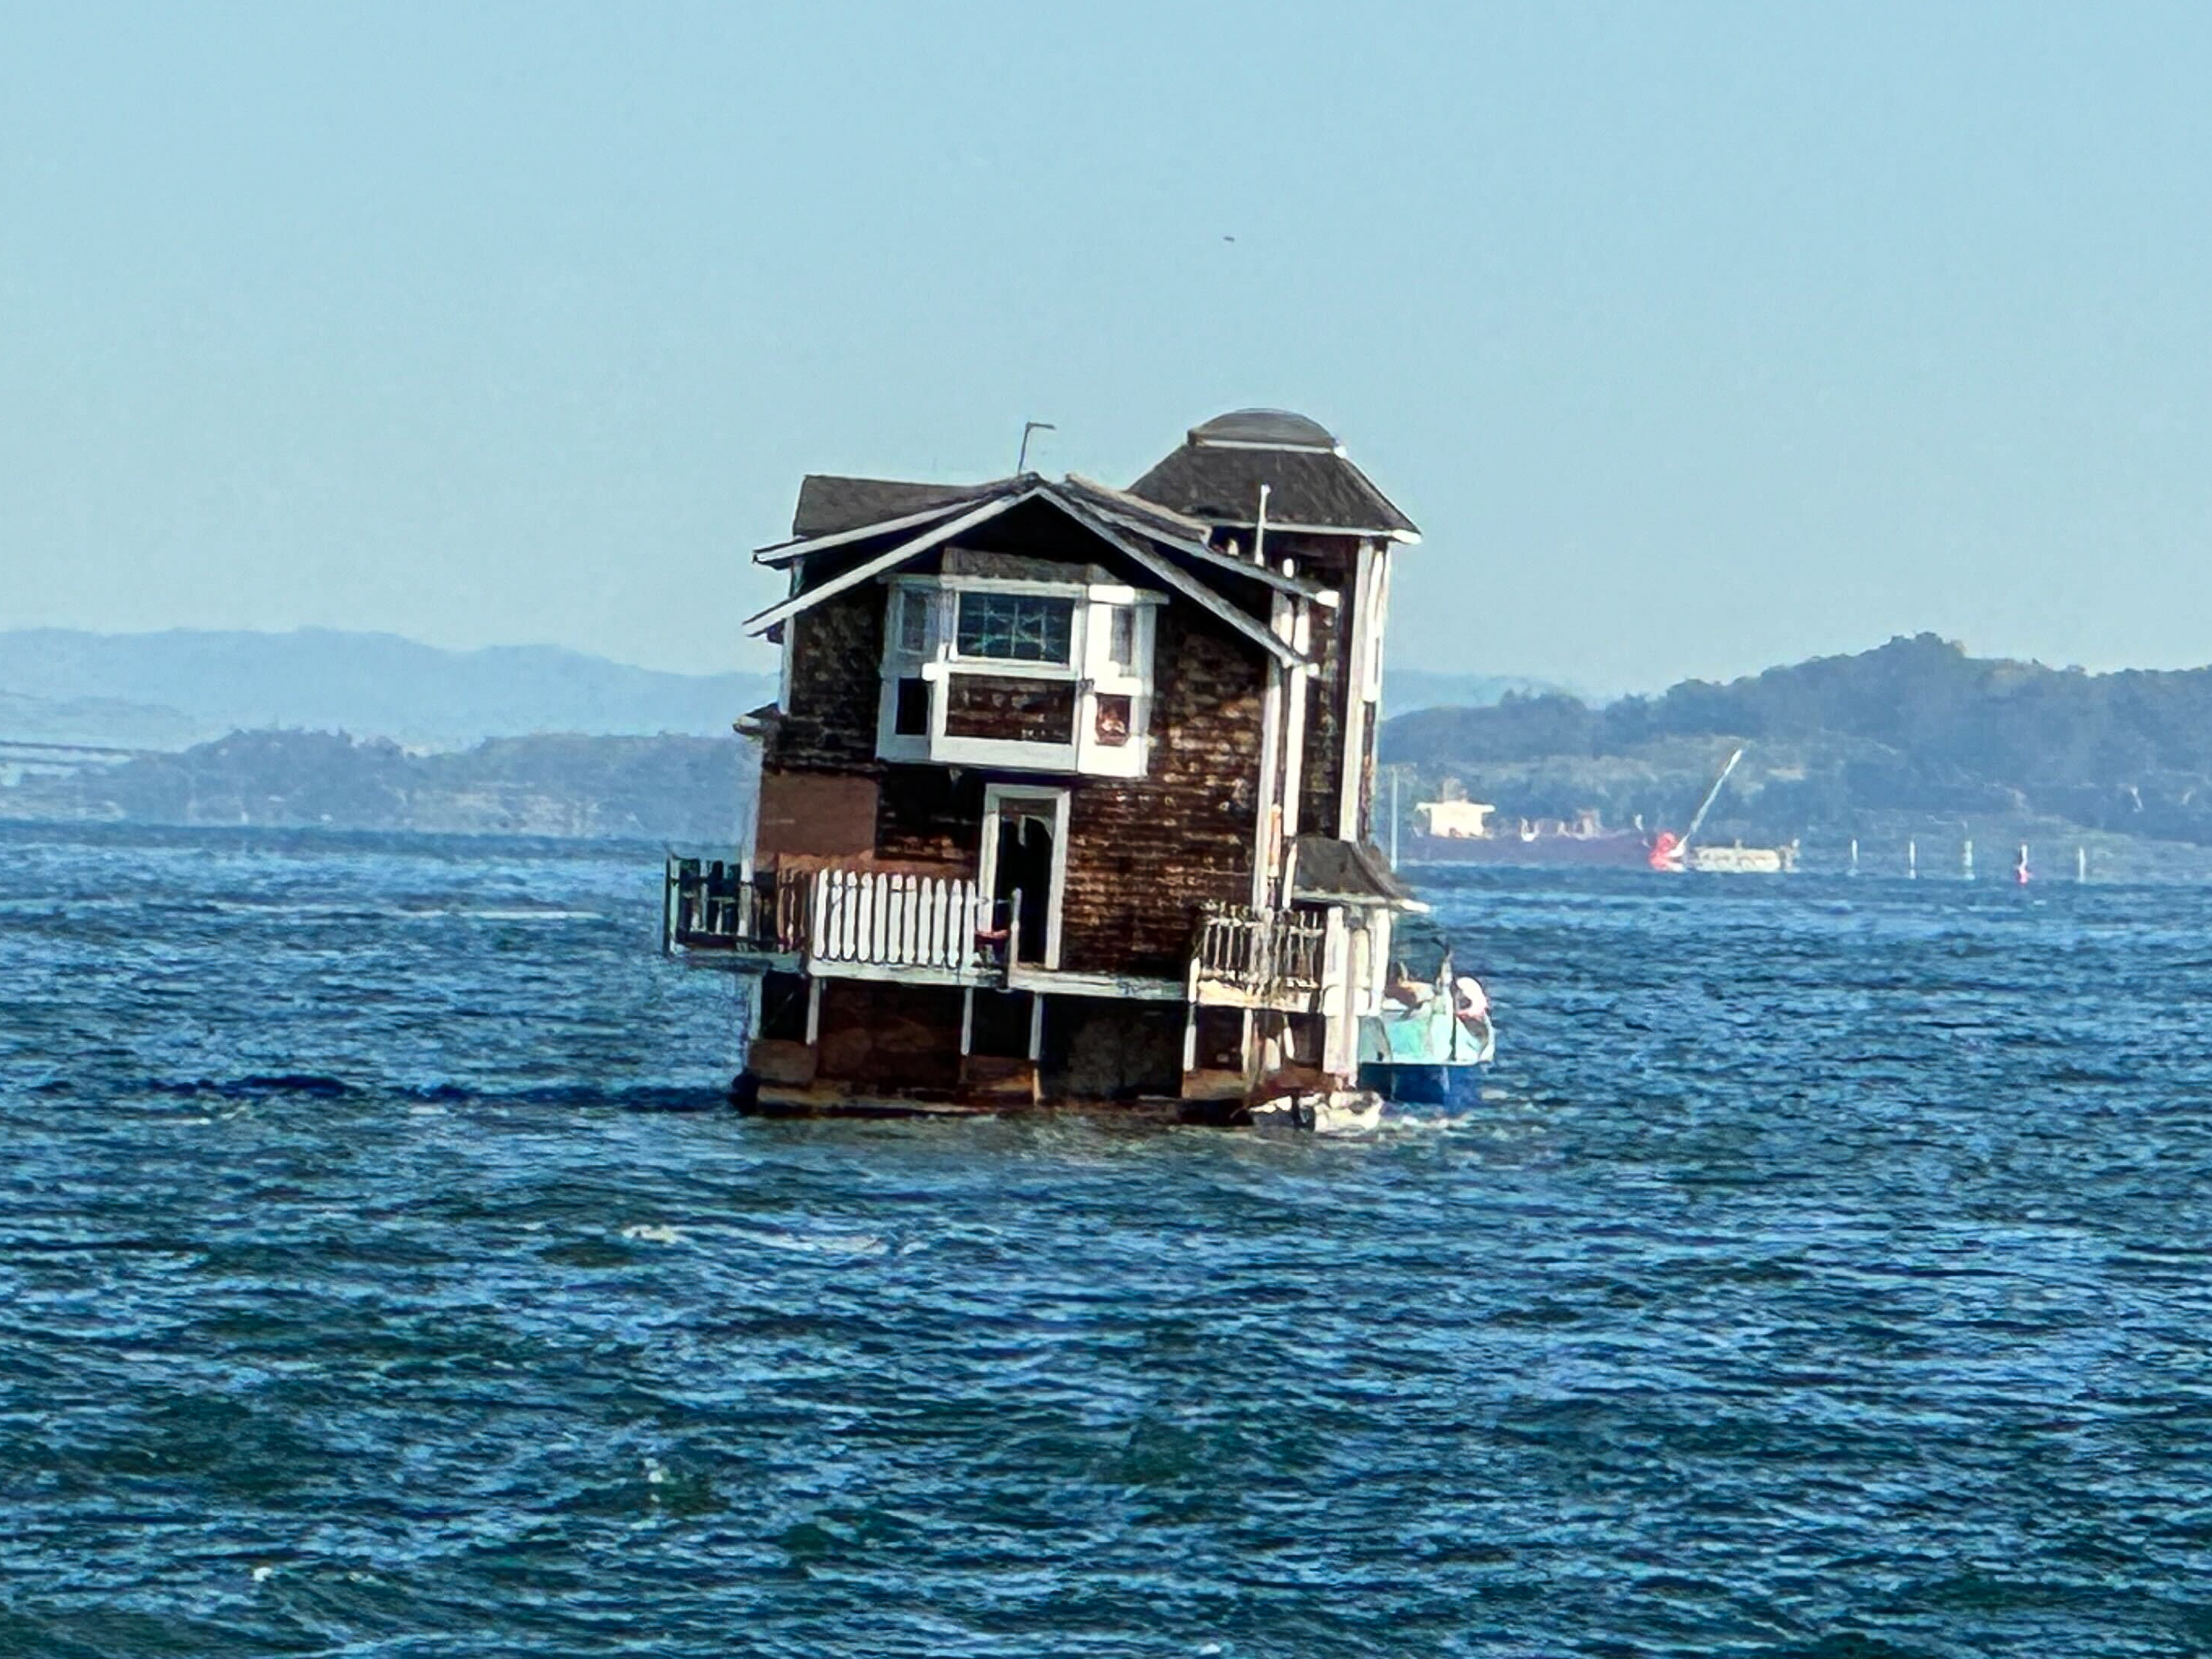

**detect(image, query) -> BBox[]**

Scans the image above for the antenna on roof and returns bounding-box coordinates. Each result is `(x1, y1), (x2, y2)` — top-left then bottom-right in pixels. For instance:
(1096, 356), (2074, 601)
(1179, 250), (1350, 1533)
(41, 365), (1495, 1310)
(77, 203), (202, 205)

(1016, 420), (1056, 474)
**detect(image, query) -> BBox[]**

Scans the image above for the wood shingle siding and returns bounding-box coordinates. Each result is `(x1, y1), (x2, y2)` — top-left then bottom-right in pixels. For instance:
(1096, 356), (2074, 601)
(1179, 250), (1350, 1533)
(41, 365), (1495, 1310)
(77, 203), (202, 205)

(772, 588), (885, 773)
(1057, 608), (1265, 977)
(1299, 595), (1346, 838)
(944, 678), (1077, 744)
(874, 765), (983, 869)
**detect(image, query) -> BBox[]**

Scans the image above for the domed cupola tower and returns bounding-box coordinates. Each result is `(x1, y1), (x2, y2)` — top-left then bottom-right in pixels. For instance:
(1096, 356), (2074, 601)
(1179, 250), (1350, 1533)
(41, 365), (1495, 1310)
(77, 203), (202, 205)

(1132, 408), (1419, 846)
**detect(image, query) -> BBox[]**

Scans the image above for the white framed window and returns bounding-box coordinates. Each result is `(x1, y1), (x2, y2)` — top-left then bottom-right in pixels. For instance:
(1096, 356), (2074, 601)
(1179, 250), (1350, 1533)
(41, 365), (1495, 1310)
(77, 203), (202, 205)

(954, 592), (1074, 665)
(895, 588), (931, 656)
(878, 567), (1163, 779)
(1106, 606), (1135, 671)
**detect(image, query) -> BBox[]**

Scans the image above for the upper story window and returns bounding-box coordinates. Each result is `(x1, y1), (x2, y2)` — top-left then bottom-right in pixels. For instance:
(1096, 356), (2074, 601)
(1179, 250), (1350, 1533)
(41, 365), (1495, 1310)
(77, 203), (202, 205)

(955, 593), (1074, 664)
(877, 565), (1162, 779)
(1107, 605), (1135, 670)
(895, 588), (931, 656)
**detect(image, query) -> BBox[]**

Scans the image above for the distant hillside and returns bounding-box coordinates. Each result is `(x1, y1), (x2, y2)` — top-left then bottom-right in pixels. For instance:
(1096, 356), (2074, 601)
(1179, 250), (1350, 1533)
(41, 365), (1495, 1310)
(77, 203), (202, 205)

(1380, 634), (2212, 860)
(0, 689), (207, 751)
(0, 729), (753, 844)
(0, 630), (1545, 748)
(1380, 669), (1572, 719)
(0, 629), (776, 750)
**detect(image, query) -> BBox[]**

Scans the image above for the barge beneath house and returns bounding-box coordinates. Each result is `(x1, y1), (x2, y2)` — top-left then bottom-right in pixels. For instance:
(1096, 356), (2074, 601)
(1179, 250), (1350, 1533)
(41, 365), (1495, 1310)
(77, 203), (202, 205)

(664, 408), (1470, 1121)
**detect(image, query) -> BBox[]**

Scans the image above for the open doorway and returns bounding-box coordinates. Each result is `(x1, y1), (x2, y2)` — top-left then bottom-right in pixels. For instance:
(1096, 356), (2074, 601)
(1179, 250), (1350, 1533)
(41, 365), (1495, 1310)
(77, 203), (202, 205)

(981, 785), (1068, 969)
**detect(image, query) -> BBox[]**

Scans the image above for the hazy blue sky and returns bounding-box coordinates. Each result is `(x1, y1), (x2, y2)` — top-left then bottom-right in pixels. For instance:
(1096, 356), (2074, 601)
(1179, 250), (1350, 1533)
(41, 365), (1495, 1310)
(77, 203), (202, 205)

(7, 1), (2212, 691)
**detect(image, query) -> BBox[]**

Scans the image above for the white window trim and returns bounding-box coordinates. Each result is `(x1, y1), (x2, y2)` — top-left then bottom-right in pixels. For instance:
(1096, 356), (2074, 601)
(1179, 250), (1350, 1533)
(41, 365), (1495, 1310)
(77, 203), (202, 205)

(1339, 540), (1377, 840)
(978, 784), (1071, 971)
(877, 572), (1163, 779)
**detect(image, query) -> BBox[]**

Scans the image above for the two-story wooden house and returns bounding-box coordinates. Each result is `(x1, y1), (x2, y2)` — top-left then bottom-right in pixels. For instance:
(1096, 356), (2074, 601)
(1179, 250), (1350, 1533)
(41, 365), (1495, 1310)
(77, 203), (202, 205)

(665, 408), (1423, 1119)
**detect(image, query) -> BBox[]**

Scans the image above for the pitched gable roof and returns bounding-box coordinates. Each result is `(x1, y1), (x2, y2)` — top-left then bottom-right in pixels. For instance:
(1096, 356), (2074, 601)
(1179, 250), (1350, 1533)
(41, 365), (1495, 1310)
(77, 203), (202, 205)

(1130, 410), (1419, 539)
(791, 474), (1022, 540)
(740, 479), (1310, 669)
(1060, 475), (1334, 602)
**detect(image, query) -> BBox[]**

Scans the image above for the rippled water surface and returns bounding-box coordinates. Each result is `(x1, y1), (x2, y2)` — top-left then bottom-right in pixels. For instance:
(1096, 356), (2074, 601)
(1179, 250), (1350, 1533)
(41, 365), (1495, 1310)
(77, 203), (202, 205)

(4, 824), (2209, 1658)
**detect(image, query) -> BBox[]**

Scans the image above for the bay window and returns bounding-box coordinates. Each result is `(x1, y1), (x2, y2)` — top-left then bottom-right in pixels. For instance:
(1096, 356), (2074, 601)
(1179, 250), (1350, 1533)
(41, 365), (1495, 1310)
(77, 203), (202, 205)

(878, 568), (1160, 777)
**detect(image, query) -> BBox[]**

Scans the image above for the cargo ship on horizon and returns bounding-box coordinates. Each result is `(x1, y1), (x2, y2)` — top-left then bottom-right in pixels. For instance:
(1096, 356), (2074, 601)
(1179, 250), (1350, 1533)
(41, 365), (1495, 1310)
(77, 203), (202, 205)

(1401, 799), (1654, 867)
(1400, 748), (1798, 873)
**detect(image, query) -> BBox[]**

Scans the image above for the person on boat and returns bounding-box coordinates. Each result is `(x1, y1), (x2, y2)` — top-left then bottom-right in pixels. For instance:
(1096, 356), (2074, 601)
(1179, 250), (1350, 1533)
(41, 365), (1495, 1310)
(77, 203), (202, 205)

(1453, 975), (1489, 1027)
(1384, 964), (1435, 1011)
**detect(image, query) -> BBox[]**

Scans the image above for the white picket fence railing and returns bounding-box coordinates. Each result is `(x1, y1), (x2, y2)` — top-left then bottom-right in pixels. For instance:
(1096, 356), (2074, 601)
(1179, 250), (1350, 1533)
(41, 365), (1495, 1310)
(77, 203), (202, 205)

(807, 868), (996, 970)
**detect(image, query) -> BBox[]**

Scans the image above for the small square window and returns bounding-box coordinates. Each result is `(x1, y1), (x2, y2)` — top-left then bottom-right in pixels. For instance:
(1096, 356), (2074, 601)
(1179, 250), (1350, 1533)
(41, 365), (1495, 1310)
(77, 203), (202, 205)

(1093, 693), (1132, 746)
(1107, 607), (1135, 670)
(895, 591), (930, 656)
(893, 676), (931, 736)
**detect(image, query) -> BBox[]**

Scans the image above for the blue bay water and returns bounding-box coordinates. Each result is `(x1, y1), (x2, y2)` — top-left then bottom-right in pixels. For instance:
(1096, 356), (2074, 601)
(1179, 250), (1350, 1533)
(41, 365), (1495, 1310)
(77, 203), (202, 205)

(1, 823), (2208, 1658)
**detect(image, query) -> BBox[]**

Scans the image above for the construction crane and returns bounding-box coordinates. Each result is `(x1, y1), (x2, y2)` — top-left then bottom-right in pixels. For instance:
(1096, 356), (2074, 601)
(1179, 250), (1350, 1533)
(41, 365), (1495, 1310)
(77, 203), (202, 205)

(1676, 746), (1745, 858)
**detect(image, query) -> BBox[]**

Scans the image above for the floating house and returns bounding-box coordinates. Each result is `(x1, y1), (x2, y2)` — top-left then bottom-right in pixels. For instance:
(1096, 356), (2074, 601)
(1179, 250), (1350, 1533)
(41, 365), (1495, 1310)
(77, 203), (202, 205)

(665, 408), (1425, 1117)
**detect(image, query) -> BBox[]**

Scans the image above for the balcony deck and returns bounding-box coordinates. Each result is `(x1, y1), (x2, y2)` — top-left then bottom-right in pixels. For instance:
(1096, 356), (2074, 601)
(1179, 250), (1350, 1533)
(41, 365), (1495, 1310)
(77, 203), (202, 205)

(665, 858), (1006, 986)
(667, 860), (1321, 1010)
(1189, 902), (1327, 1013)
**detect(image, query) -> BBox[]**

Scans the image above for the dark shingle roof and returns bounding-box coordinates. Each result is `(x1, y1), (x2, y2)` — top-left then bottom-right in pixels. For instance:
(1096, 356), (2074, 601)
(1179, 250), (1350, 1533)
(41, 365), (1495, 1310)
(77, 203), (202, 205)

(1057, 474), (1216, 546)
(1291, 835), (1423, 909)
(790, 474), (1024, 539)
(1131, 444), (1417, 538)
(1129, 413), (1418, 538)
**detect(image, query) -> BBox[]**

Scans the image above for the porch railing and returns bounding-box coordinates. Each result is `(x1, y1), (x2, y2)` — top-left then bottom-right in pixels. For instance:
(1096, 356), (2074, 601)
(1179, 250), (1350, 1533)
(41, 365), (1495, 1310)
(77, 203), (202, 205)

(809, 868), (995, 970)
(665, 857), (754, 950)
(1192, 902), (1327, 1006)
(664, 857), (1001, 975)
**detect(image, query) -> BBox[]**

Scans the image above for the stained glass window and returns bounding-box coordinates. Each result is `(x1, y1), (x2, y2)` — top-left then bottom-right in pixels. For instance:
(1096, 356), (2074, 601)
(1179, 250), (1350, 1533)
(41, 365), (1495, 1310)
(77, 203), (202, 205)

(955, 593), (1074, 664)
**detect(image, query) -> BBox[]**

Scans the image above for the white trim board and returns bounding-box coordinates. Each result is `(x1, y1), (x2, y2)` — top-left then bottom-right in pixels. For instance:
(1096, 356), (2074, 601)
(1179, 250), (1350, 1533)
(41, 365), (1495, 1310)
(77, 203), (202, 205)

(1063, 476), (1334, 600)
(978, 783), (1072, 972)
(1054, 494), (1307, 668)
(1005, 967), (1186, 1002)
(748, 481), (1312, 669)
(1196, 518), (1421, 545)
(752, 495), (992, 568)
(741, 490), (1033, 636)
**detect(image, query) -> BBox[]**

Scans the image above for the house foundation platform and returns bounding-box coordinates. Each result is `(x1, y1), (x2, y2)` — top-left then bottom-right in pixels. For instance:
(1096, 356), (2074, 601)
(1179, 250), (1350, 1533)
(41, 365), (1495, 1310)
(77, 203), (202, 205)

(729, 1071), (1383, 1130)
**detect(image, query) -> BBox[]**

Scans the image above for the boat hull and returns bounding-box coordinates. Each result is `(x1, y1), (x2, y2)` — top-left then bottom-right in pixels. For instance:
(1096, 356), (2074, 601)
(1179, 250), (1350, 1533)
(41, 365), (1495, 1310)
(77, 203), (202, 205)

(1359, 1061), (1485, 1107)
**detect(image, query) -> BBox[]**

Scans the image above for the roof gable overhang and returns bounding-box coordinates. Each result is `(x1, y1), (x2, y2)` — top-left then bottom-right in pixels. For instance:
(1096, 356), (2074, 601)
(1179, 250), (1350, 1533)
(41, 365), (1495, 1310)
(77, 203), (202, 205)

(753, 493), (996, 568)
(1061, 476), (1340, 605)
(740, 481), (1311, 667)
(1290, 835), (1427, 913)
